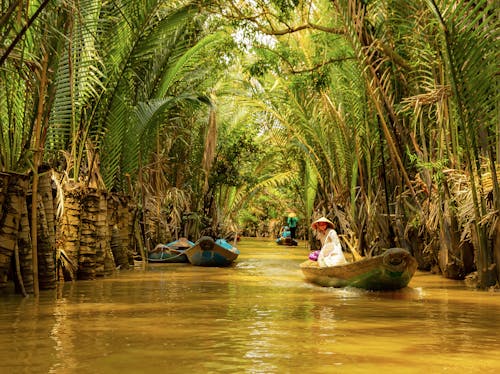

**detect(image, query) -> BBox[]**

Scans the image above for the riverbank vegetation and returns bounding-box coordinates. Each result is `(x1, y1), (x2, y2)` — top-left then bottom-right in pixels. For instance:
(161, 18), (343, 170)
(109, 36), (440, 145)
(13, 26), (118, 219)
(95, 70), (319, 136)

(0, 0), (498, 295)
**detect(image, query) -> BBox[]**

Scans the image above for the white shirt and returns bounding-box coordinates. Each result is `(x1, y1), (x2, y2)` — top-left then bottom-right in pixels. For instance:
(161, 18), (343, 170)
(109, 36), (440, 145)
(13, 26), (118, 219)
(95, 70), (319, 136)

(317, 228), (347, 267)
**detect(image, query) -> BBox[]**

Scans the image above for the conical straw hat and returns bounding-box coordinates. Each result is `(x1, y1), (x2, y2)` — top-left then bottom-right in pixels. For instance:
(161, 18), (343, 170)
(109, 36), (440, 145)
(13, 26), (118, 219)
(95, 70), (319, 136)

(311, 216), (334, 230)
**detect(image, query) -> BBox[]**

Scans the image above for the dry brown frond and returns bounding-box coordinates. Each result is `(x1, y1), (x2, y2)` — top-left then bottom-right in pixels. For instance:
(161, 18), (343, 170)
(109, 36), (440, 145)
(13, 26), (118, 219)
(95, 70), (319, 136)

(56, 248), (76, 281)
(52, 170), (65, 219)
(400, 85), (452, 111)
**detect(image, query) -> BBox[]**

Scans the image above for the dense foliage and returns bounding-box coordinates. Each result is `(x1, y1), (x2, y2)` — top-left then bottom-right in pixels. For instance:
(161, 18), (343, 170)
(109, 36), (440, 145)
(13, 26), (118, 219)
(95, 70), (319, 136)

(1, 0), (498, 288)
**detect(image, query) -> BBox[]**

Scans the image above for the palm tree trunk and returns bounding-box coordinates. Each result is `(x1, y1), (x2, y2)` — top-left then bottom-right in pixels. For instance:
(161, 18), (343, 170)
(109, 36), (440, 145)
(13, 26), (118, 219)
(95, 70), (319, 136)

(437, 179), (466, 279)
(494, 220), (500, 284)
(57, 183), (82, 280)
(95, 192), (109, 276)
(100, 192), (115, 276)
(119, 195), (133, 267)
(34, 190), (56, 289)
(39, 169), (56, 257)
(17, 177), (33, 294)
(144, 198), (157, 249)
(108, 194), (130, 269)
(126, 201), (136, 262)
(0, 172), (13, 289)
(78, 190), (98, 280)
(0, 173), (29, 292)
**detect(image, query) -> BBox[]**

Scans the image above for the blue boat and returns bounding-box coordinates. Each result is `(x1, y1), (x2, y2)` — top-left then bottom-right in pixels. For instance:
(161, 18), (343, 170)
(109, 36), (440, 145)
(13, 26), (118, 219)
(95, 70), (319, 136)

(185, 236), (239, 267)
(147, 237), (194, 263)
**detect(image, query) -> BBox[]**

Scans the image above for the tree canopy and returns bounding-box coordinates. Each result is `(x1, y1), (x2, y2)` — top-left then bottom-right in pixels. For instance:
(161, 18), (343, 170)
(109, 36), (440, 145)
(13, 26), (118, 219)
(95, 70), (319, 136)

(1, 0), (498, 288)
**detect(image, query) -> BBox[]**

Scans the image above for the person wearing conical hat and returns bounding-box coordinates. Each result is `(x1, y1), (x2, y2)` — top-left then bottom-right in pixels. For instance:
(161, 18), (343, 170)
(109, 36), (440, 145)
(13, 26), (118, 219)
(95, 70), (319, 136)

(287, 212), (299, 239)
(311, 216), (347, 267)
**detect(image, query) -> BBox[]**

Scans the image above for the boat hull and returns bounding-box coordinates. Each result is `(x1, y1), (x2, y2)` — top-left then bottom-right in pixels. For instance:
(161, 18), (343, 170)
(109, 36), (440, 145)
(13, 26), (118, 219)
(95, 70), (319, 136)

(276, 237), (298, 246)
(186, 236), (239, 267)
(147, 238), (194, 263)
(148, 250), (188, 263)
(300, 247), (417, 290)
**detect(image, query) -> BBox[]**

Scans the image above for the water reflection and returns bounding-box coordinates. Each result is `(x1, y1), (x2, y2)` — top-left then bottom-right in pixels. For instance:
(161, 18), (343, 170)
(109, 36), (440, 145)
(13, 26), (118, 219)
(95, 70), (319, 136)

(0, 238), (499, 373)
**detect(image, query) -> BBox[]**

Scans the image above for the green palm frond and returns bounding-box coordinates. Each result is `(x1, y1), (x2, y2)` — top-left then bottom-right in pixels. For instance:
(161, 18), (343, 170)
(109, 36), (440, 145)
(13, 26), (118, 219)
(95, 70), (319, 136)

(120, 94), (207, 185)
(0, 1), (67, 172)
(0, 73), (31, 171)
(423, 0), (498, 286)
(231, 170), (297, 213)
(157, 31), (229, 97)
(304, 159), (318, 219)
(95, 3), (226, 191)
(100, 95), (130, 189)
(425, 0), (497, 137)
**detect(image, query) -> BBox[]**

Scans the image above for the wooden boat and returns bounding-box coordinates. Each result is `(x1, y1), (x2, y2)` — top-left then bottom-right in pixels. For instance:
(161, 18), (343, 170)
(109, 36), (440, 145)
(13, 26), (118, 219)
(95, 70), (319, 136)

(276, 236), (298, 246)
(300, 247), (417, 290)
(185, 236), (239, 267)
(147, 237), (194, 263)
(276, 226), (297, 246)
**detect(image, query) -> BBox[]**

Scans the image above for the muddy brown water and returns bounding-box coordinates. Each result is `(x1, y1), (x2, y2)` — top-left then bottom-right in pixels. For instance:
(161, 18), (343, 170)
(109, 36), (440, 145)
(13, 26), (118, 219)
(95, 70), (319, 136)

(1, 238), (499, 373)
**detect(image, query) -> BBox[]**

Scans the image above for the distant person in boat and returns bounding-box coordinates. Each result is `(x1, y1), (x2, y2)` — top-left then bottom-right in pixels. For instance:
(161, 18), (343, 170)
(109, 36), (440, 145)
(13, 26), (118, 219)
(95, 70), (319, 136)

(311, 217), (347, 267)
(287, 212), (299, 239)
(281, 226), (292, 238)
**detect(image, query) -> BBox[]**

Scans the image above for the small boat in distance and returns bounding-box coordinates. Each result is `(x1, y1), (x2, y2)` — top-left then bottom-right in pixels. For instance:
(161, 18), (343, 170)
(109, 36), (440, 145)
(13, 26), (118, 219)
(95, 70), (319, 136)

(300, 247), (417, 290)
(185, 236), (239, 267)
(276, 236), (298, 246)
(147, 237), (194, 263)
(276, 226), (298, 246)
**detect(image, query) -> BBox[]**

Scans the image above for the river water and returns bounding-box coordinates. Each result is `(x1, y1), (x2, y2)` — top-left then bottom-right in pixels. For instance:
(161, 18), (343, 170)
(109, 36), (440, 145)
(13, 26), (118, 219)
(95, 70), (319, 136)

(1, 238), (499, 374)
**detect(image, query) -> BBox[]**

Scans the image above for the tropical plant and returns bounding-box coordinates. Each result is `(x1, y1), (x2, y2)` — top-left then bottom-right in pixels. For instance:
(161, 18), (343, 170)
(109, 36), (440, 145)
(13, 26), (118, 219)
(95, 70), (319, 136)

(421, 0), (498, 286)
(213, 0), (499, 287)
(1, 0), (498, 292)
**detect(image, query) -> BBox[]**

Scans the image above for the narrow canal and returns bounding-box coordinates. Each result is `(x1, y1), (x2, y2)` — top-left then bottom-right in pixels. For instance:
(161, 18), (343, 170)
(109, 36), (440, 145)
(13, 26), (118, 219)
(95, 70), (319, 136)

(1, 238), (499, 373)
